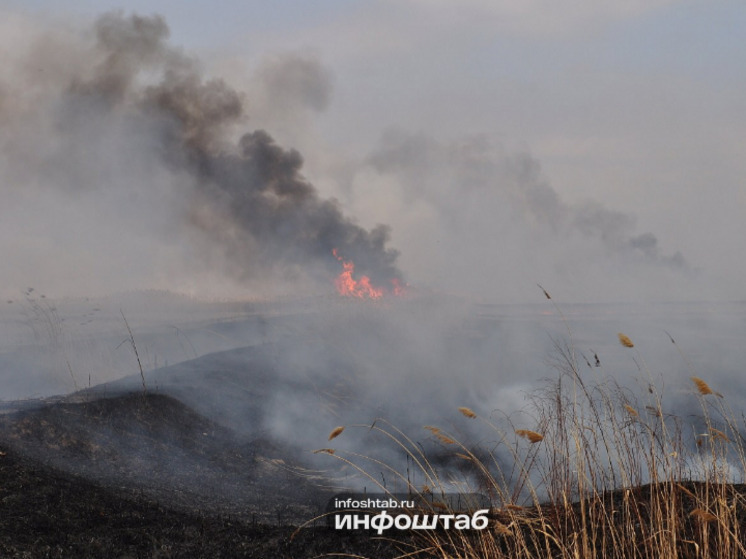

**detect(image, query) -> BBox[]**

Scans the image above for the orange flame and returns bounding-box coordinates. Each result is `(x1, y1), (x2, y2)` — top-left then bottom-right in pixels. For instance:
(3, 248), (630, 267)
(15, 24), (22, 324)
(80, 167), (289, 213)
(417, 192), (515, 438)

(332, 249), (405, 299)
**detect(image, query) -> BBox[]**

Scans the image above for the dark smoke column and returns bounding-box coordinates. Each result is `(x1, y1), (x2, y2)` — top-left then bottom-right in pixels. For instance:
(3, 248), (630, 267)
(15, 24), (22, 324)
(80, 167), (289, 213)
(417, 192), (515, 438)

(84, 12), (404, 292)
(182, 128), (402, 289)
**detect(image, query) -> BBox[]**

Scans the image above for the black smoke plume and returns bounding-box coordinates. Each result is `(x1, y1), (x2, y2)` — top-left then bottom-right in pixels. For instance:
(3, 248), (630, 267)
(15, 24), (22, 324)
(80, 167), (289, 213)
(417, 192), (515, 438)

(15, 12), (402, 293)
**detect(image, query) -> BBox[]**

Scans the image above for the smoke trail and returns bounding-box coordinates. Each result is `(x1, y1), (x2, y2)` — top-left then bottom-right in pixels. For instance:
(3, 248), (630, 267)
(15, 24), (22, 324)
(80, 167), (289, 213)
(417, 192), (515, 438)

(368, 129), (687, 270)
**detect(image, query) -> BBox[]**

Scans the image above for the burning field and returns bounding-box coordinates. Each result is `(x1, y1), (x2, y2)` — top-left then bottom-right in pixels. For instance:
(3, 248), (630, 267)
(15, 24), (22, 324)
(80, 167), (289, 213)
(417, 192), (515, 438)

(0, 298), (416, 557)
(0, 6), (745, 558)
(0, 292), (488, 558)
(2, 292), (746, 558)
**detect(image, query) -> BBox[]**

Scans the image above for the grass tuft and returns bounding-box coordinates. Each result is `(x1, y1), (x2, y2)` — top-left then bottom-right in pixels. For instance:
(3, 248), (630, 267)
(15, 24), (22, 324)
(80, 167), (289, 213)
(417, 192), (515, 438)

(318, 296), (746, 558)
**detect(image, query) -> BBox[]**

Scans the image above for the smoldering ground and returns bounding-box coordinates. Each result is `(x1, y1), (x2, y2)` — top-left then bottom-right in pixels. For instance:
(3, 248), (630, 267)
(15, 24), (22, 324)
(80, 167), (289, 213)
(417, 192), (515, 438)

(3, 289), (744, 511)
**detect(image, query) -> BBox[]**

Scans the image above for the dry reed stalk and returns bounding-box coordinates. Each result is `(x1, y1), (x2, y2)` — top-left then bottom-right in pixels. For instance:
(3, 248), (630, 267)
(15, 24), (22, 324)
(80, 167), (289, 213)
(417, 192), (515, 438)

(710, 427), (730, 442)
(434, 432), (456, 445)
(676, 483), (697, 500)
(494, 521), (513, 535)
(691, 376), (714, 395)
(515, 429), (544, 443)
(617, 333), (635, 348)
(458, 406), (477, 418)
(623, 404), (639, 417)
(645, 405), (662, 417)
(690, 508), (718, 523)
(328, 426), (345, 441)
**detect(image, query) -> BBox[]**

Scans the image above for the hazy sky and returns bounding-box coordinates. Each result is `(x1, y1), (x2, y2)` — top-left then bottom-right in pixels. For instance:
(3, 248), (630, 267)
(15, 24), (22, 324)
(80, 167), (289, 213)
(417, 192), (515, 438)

(1, 1), (744, 303)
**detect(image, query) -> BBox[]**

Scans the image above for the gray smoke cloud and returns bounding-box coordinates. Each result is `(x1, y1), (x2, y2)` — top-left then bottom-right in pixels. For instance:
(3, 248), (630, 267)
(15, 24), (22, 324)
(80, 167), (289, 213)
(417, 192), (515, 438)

(0, 11), (401, 299)
(368, 129), (686, 269)
(0, 10), (695, 303)
(348, 128), (691, 302)
(255, 52), (334, 114)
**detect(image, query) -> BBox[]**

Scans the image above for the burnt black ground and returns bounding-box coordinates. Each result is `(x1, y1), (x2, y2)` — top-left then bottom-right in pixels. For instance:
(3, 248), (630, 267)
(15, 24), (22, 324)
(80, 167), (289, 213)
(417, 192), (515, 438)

(0, 441), (407, 558)
(3, 392), (746, 558)
(0, 392), (334, 524)
(0, 393), (409, 558)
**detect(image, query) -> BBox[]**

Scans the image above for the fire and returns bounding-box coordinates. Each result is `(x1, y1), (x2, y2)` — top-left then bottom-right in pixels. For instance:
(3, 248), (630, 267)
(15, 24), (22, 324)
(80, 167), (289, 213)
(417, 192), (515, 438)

(332, 249), (404, 299)
(391, 278), (405, 296)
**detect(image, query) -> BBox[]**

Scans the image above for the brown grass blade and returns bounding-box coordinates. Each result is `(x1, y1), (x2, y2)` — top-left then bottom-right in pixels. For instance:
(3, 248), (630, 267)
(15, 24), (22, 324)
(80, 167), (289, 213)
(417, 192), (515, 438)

(617, 333), (634, 348)
(676, 484), (697, 500)
(458, 406), (477, 419)
(645, 405), (662, 418)
(690, 508), (718, 523)
(691, 377), (714, 396)
(710, 427), (730, 442)
(624, 404), (639, 417)
(434, 432), (456, 445)
(516, 429), (544, 443)
(328, 426), (345, 441)
(494, 521), (513, 535)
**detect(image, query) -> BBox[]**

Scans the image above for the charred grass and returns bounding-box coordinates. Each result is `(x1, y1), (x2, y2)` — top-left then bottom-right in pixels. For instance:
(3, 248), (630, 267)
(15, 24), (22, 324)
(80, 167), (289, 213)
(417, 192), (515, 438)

(0, 393), (411, 558)
(0, 440), (408, 558)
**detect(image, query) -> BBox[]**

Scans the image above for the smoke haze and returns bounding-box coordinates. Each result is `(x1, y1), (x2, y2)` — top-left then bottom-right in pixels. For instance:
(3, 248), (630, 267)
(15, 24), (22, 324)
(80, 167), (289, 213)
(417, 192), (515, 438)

(0, 10), (715, 304)
(0, 7), (743, 516)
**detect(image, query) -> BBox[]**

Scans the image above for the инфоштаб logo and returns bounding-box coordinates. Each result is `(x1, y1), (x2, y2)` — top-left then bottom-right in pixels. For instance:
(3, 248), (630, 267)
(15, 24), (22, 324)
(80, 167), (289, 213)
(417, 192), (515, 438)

(326, 492), (491, 534)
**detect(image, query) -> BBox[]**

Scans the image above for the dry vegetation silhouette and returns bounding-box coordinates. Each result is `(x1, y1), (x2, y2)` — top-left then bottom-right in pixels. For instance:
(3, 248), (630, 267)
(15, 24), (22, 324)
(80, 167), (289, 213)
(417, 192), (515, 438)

(315, 289), (746, 559)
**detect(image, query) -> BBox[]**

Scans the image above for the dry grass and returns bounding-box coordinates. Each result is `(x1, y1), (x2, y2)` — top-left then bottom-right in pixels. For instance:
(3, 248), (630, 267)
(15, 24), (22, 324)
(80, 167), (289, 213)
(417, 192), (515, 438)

(459, 407), (478, 419)
(434, 432), (457, 445)
(319, 299), (746, 559)
(617, 332), (635, 348)
(515, 429), (545, 443)
(690, 508), (718, 523)
(328, 426), (345, 441)
(692, 376), (714, 396)
(313, 448), (336, 455)
(623, 404), (639, 417)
